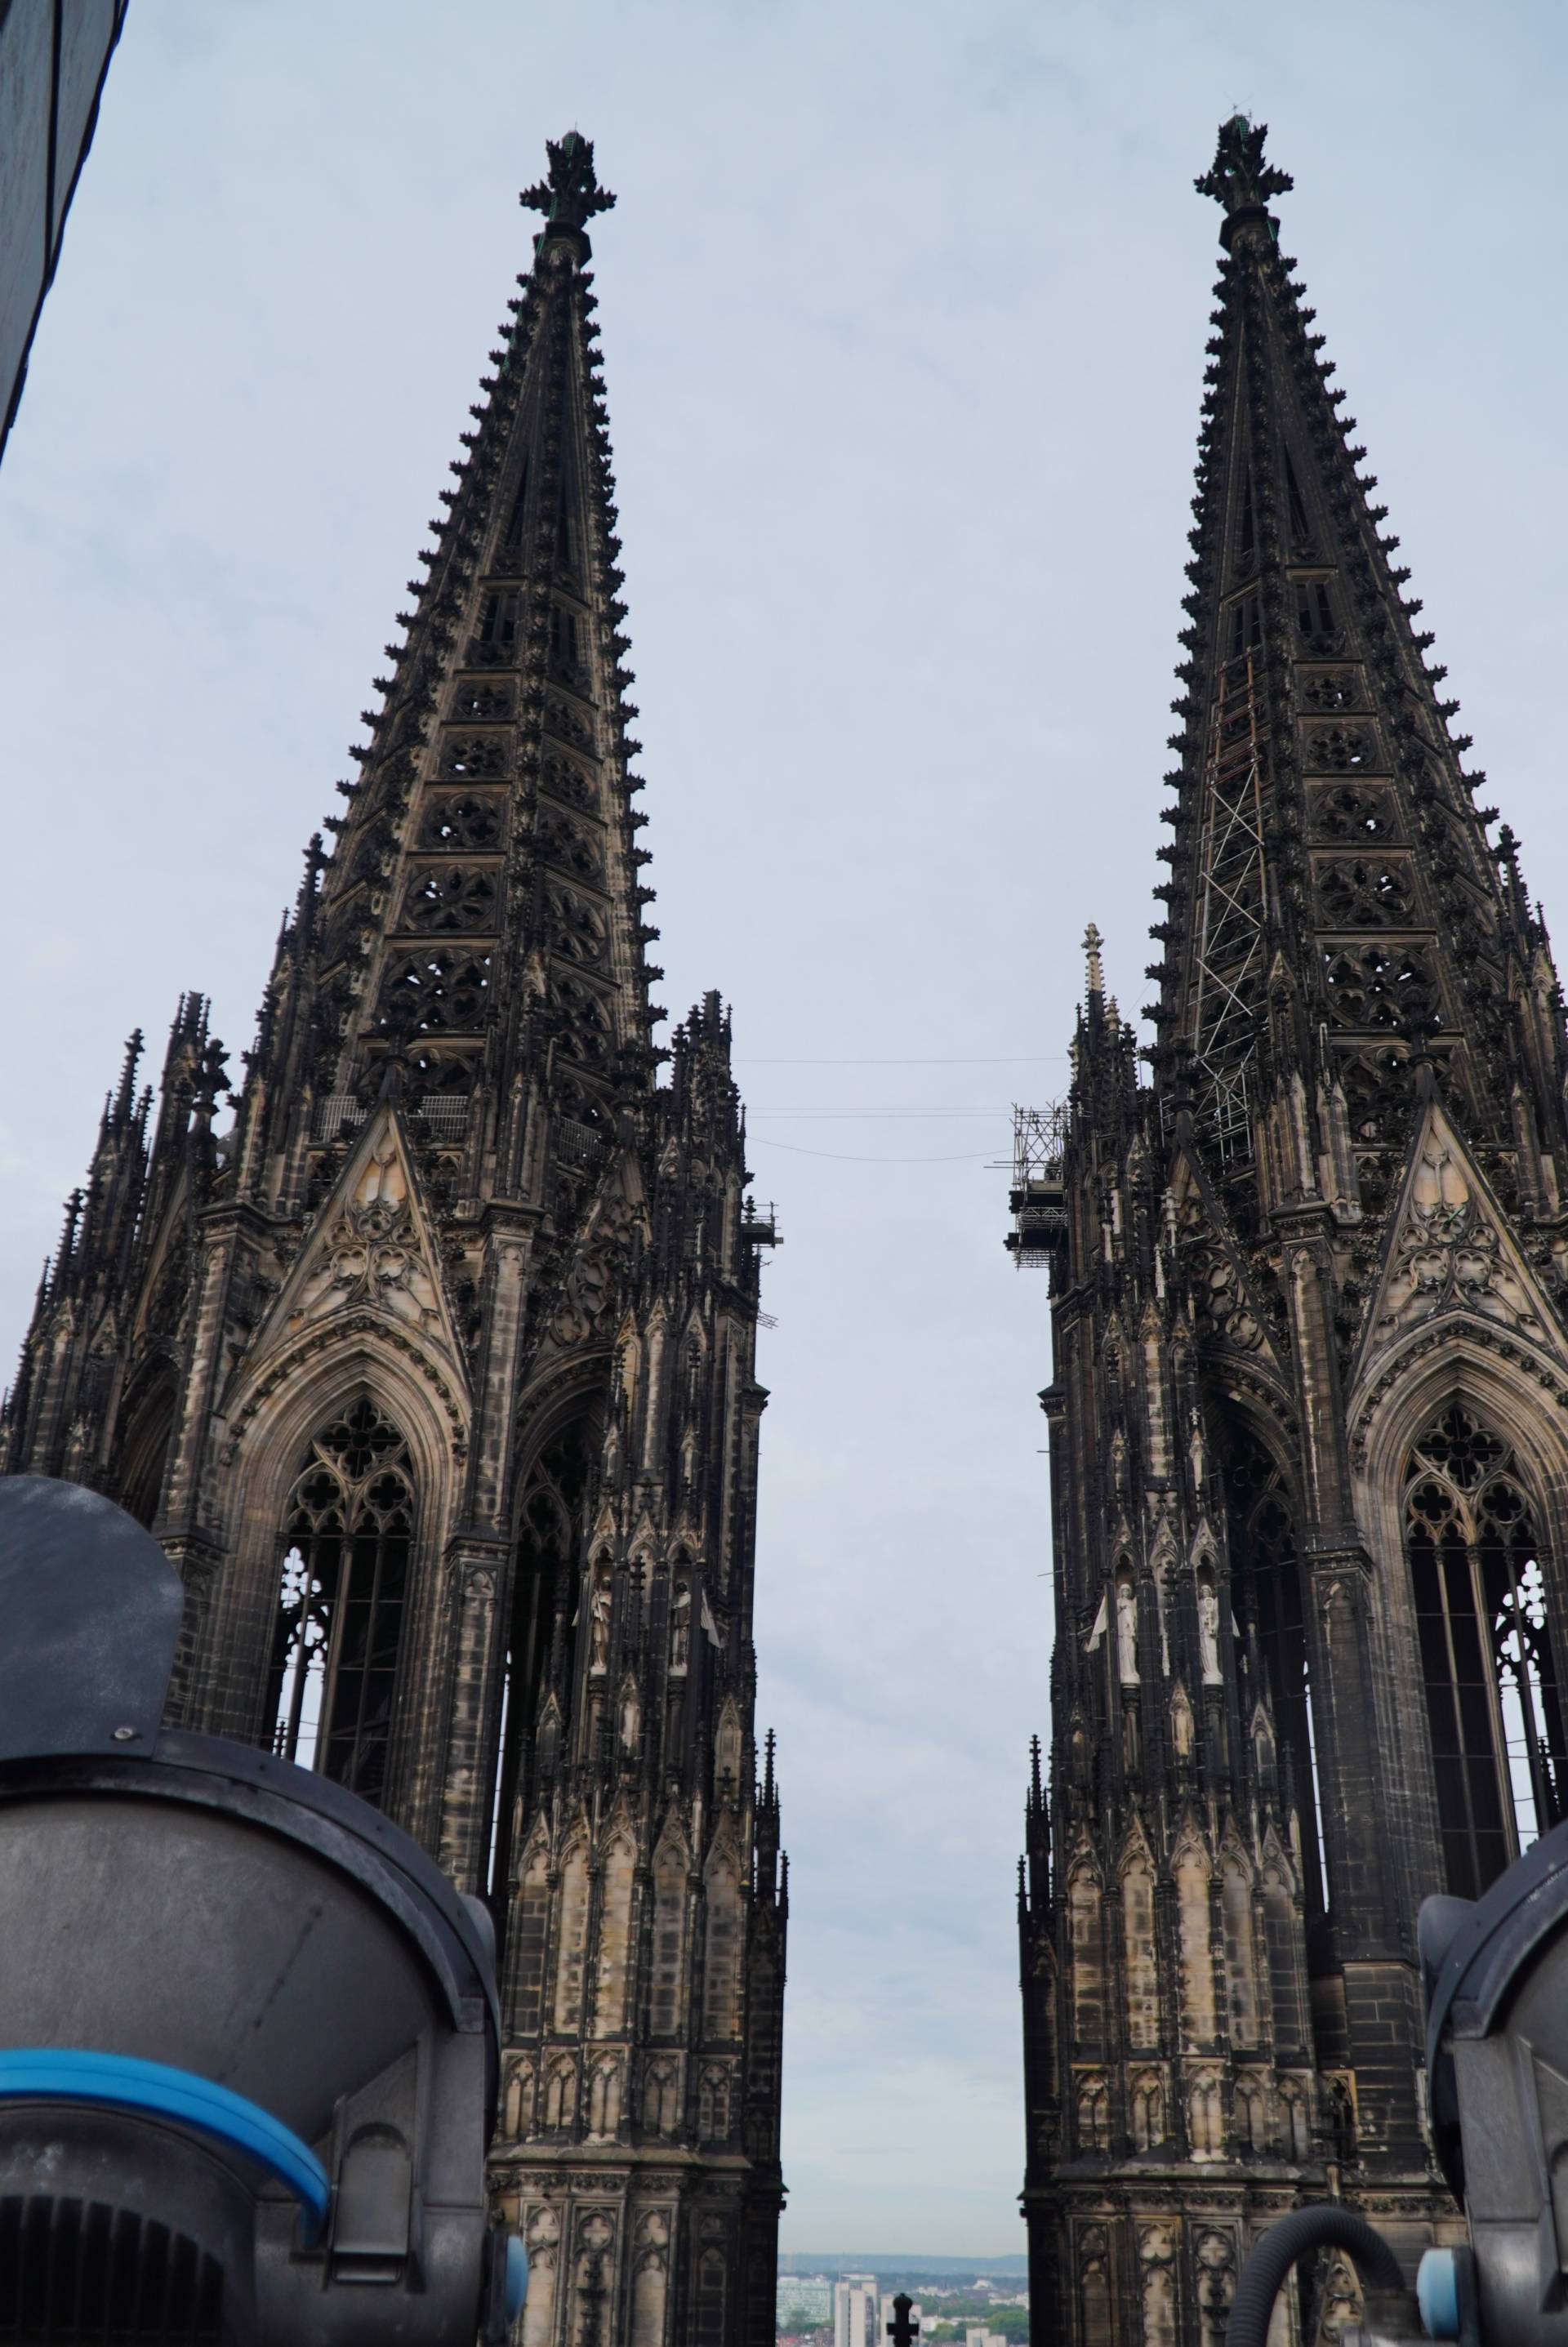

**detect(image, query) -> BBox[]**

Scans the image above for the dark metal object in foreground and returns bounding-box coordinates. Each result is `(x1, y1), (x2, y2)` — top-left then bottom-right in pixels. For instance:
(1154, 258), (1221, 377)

(0, 1476), (522, 2343)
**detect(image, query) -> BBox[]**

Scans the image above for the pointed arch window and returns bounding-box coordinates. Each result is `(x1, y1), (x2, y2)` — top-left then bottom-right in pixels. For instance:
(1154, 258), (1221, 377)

(487, 1418), (594, 1907)
(1405, 1402), (1566, 1898)
(1224, 1423), (1329, 1924)
(266, 1398), (413, 1806)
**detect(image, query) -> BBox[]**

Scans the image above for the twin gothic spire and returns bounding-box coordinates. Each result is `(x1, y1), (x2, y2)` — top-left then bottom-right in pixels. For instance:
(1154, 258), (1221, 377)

(233, 128), (663, 1211)
(1148, 115), (1566, 1209)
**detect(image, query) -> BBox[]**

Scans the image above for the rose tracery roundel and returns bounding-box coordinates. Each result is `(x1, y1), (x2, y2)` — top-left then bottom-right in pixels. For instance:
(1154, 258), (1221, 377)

(401, 865), (499, 934)
(1310, 783), (1396, 842)
(1316, 858), (1414, 929)
(1323, 942), (1437, 1032)
(382, 949), (491, 1033)
(419, 793), (505, 851)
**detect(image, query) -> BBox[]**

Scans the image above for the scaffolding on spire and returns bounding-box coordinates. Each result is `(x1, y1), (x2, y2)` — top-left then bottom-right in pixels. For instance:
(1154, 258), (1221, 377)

(1189, 647), (1266, 1165)
(1005, 1102), (1069, 1268)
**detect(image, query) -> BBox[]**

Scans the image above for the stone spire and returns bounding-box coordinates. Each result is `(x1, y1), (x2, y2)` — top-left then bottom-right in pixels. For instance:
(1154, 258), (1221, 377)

(228, 127), (663, 1216)
(1147, 116), (1563, 1212)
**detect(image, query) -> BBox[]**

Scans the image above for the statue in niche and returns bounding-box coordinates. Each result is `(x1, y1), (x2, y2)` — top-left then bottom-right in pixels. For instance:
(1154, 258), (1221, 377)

(1116, 1578), (1138, 1683)
(589, 1574), (612, 1673)
(670, 1581), (691, 1673)
(1198, 1579), (1222, 1683)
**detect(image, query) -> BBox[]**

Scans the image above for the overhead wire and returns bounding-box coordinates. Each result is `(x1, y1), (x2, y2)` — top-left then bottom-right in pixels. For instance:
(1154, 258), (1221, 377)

(749, 1138), (997, 1163)
(736, 1054), (1068, 1067)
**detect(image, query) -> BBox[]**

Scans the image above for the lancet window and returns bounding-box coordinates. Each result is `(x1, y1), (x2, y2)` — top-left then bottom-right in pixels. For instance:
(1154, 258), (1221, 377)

(266, 1397), (414, 1806)
(1404, 1403), (1566, 1898)
(487, 1418), (594, 1907)
(1223, 1423), (1328, 1923)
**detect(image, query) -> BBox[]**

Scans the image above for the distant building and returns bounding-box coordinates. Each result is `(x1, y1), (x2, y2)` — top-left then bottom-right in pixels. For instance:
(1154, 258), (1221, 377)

(0, 0), (130, 461)
(833, 2278), (879, 2347)
(777, 2278), (833, 2328)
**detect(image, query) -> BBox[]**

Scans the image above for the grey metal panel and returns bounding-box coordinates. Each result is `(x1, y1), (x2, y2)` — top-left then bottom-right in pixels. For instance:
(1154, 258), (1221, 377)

(0, 1475), (183, 1756)
(0, 0), (51, 435)
(51, 0), (119, 244)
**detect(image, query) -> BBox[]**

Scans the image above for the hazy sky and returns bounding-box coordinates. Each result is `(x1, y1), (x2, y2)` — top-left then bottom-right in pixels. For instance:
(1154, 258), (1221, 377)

(4, 0), (1568, 2256)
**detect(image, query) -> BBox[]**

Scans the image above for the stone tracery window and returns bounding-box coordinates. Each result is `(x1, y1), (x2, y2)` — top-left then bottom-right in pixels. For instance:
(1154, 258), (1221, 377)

(1316, 857), (1414, 928)
(1405, 1401), (1566, 1898)
(1224, 1423), (1329, 1925)
(419, 793), (505, 852)
(1323, 942), (1437, 1031)
(383, 948), (491, 1033)
(266, 1397), (414, 1806)
(487, 1420), (595, 1909)
(402, 865), (498, 934)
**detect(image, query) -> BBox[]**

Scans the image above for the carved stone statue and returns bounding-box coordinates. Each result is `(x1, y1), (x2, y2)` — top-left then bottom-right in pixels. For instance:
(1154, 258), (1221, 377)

(670, 1582), (691, 1673)
(589, 1575), (612, 1673)
(1116, 1579), (1138, 1684)
(1198, 1579), (1222, 1683)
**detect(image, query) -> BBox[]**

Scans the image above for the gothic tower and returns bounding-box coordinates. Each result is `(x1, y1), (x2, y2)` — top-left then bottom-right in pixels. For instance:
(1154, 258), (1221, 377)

(2, 135), (786, 2347)
(1016, 118), (1568, 2343)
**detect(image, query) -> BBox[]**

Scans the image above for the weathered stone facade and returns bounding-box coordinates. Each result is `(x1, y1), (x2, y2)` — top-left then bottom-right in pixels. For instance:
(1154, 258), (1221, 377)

(1018, 119), (1568, 2341)
(2, 133), (786, 2347)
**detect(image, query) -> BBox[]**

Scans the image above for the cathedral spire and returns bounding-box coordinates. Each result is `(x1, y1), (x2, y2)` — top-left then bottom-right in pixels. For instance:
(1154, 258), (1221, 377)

(520, 131), (616, 241)
(238, 129), (663, 1213)
(1147, 116), (1561, 1202)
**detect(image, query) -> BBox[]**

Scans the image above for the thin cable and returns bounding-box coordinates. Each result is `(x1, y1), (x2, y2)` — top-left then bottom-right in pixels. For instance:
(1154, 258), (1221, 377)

(750, 1138), (996, 1163)
(736, 1055), (1067, 1066)
(748, 1109), (1005, 1119)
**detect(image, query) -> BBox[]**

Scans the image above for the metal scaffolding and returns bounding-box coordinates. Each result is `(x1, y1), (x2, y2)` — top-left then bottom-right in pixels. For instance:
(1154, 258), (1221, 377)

(1005, 1102), (1070, 1267)
(1190, 646), (1267, 1165)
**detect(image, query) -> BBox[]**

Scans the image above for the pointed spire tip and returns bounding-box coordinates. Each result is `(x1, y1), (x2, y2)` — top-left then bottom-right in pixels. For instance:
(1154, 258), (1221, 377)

(1083, 922), (1105, 1001)
(1196, 114), (1293, 240)
(521, 131), (616, 237)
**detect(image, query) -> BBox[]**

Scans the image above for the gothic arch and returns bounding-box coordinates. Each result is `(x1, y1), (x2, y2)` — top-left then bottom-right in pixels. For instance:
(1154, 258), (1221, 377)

(1217, 1408), (1328, 1926)
(1117, 1827), (1160, 2051)
(649, 1828), (691, 2039)
(488, 1397), (603, 1913)
(200, 1338), (458, 1767)
(1352, 1342), (1568, 1902)
(701, 1833), (745, 2042)
(593, 1826), (638, 2037)
(1171, 1829), (1217, 2048)
(115, 1361), (177, 1529)
(262, 1397), (417, 1803)
(1352, 1334), (1568, 1570)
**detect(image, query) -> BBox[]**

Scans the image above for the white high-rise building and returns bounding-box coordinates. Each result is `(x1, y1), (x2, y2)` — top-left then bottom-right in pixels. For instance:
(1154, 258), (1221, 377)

(832, 2278), (879, 2347)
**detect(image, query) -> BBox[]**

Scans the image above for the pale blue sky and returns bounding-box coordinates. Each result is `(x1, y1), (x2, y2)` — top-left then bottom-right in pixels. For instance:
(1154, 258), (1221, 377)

(3, 0), (1567, 2254)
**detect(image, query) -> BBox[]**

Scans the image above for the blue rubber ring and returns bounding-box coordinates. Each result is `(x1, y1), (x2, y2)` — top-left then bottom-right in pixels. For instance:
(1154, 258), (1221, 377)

(1417, 2247), (1460, 2340)
(0, 2048), (331, 2243)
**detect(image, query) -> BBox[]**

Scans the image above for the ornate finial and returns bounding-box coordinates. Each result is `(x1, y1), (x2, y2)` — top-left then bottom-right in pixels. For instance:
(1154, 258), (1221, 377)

(520, 131), (616, 237)
(1196, 114), (1293, 231)
(1083, 923), (1105, 1000)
